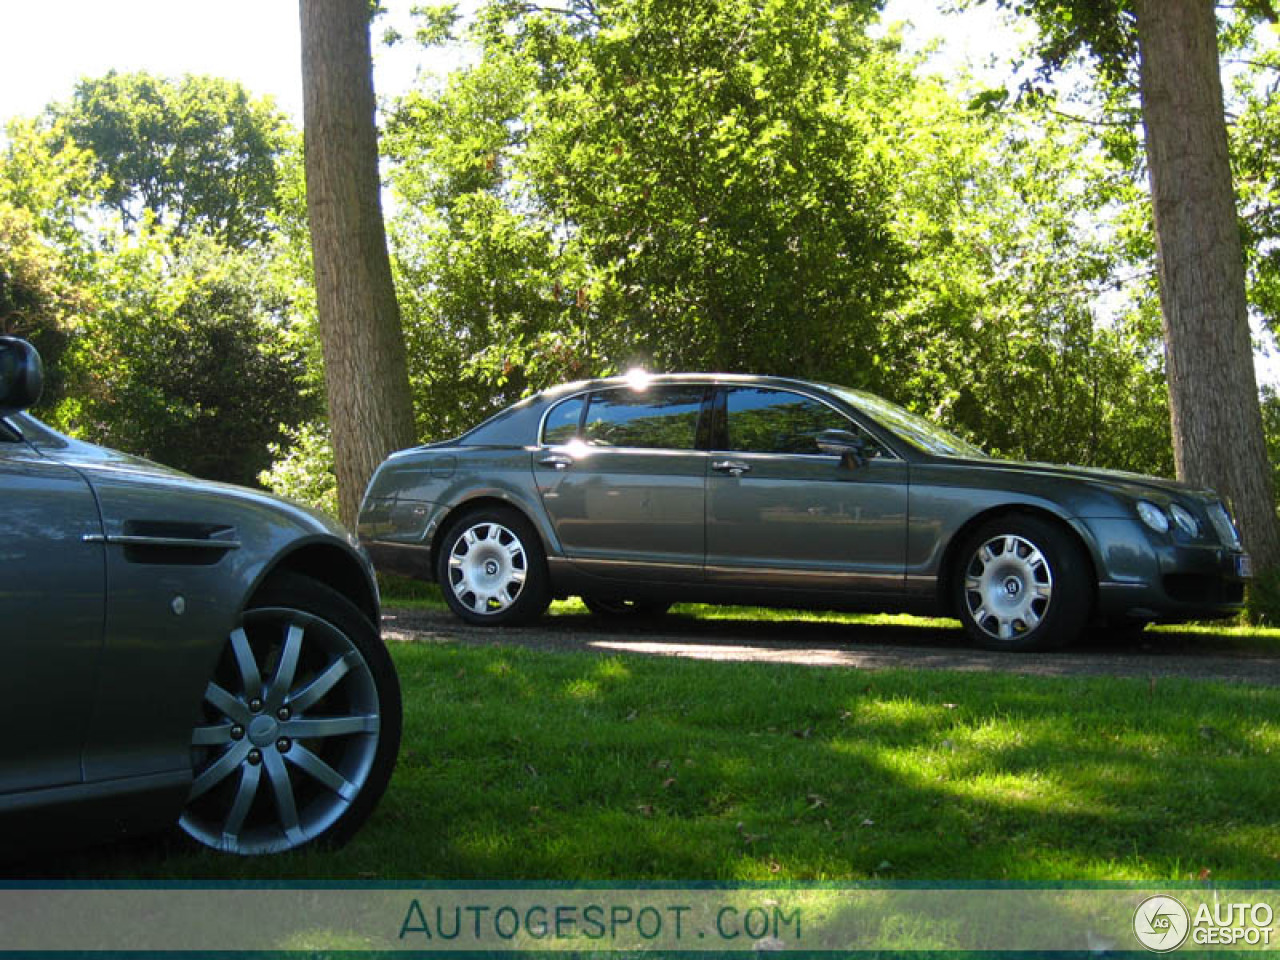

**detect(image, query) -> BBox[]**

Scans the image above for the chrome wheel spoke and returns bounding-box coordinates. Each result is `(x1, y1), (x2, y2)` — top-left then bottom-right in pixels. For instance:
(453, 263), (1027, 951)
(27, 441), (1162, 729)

(204, 681), (249, 723)
(263, 751), (306, 846)
(229, 627), (262, 700)
(285, 714), (379, 739)
(189, 741), (250, 800)
(288, 655), (352, 714)
(287, 743), (358, 802)
(269, 623), (305, 708)
(221, 762), (262, 846)
(192, 723), (234, 747)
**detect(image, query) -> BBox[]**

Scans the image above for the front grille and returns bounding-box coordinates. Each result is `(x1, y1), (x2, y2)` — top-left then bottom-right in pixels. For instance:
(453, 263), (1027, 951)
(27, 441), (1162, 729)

(1163, 573), (1245, 605)
(1205, 502), (1242, 549)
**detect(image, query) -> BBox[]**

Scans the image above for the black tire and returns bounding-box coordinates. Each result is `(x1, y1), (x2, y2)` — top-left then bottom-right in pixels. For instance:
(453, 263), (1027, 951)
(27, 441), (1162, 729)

(179, 572), (401, 854)
(581, 596), (673, 619)
(436, 506), (551, 626)
(952, 514), (1092, 652)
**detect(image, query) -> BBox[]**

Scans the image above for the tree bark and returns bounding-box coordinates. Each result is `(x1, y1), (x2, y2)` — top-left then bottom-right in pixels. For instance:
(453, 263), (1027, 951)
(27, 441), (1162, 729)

(300, 0), (416, 527)
(1134, 0), (1279, 572)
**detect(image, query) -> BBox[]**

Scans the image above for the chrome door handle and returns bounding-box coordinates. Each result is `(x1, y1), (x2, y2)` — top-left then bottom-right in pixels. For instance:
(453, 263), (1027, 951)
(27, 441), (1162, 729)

(539, 454), (573, 471)
(711, 460), (751, 477)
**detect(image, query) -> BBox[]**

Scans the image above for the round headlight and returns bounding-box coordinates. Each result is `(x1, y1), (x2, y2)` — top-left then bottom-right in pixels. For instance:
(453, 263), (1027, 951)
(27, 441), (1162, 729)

(1169, 503), (1199, 538)
(1136, 500), (1170, 534)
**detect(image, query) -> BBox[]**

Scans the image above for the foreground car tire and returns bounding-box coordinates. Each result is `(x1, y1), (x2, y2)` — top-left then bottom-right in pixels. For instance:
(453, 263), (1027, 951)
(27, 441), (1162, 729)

(437, 507), (551, 626)
(582, 597), (672, 619)
(954, 515), (1091, 652)
(179, 573), (401, 855)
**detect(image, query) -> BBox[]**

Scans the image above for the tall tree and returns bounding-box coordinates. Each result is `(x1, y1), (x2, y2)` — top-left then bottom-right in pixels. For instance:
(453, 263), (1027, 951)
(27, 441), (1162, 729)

(988, 0), (1280, 573)
(300, 0), (416, 526)
(1134, 0), (1277, 569)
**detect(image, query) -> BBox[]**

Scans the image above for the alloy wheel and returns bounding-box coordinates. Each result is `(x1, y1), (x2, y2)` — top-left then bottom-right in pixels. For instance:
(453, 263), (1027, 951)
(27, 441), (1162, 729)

(179, 606), (382, 854)
(446, 521), (528, 616)
(962, 534), (1054, 642)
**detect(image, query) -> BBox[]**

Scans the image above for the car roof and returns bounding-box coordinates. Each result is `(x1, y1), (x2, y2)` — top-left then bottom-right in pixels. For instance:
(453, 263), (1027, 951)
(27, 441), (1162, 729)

(533, 372), (838, 400)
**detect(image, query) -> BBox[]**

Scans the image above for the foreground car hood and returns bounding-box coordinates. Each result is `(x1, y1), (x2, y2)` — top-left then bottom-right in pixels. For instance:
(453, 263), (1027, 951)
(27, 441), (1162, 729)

(13, 413), (350, 540)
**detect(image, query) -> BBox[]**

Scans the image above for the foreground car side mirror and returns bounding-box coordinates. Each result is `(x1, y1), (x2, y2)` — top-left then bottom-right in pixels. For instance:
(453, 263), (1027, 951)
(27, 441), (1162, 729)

(816, 428), (869, 469)
(0, 337), (43, 415)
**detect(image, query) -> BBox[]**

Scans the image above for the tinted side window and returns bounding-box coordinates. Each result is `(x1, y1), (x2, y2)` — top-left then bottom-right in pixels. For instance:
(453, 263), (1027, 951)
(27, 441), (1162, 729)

(583, 386), (705, 450)
(724, 387), (880, 456)
(542, 396), (585, 444)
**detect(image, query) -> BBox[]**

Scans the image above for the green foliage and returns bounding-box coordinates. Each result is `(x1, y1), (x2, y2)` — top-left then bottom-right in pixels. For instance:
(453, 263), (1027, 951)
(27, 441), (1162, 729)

(258, 421), (339, 517)
(53, 229), (318, 486)
(45, 71), (291, 246)
(0, 201), (89, 407)
(2, 73), (317, 488)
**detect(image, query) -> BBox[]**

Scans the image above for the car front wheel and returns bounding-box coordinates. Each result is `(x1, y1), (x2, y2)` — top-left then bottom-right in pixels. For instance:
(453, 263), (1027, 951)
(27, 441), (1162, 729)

(179, 573), (401, 855)
(437, 507), (550, 626)
(953, 515), (1091, 651)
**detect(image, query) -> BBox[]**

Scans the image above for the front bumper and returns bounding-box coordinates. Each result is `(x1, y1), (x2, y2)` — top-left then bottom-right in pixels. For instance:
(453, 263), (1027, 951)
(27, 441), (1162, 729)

(1083, 517), (1249, 623)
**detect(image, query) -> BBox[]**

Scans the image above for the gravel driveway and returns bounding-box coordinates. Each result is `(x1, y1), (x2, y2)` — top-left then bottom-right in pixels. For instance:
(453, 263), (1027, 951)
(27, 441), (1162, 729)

(382, 608), (1280, 685)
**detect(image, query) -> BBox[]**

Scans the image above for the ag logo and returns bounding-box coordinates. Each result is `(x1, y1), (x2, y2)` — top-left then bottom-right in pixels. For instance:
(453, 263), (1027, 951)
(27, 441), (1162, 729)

(1133, 895), (1190, 952)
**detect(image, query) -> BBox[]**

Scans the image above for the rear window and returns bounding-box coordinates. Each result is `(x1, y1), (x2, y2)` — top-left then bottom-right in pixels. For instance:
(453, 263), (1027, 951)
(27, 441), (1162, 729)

(542, 395), (585, 444)
(581, 386), (705, 450)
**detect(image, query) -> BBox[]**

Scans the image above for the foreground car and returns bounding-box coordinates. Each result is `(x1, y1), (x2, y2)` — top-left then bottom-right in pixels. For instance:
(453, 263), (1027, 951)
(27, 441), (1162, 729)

(359, 372), (1250, 651)
(0, 338), (401, 857)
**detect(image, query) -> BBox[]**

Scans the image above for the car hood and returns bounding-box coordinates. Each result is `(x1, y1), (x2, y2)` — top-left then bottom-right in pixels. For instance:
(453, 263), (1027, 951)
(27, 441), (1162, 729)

(944, 454), (1216, 502)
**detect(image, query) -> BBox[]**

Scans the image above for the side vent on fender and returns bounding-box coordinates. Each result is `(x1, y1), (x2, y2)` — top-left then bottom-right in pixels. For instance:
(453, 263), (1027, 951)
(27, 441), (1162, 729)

(83, 520), (242, 566)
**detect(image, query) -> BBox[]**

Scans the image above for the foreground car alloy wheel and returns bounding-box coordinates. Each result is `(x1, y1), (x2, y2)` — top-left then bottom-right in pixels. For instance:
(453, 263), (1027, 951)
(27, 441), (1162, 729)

(180, 574), (401, 855)
(438, 507), (551, 625)
(955, 515), (1088, 651)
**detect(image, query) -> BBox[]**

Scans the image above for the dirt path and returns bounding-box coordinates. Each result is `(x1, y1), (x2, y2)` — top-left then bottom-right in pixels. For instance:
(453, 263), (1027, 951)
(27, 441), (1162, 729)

(382, 608), (1280, 685)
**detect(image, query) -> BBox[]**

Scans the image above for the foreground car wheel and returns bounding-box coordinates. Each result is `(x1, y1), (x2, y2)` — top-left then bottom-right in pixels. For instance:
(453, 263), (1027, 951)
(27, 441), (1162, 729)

(180, 574), (401, 855)
(954, 515), (1090, 651)
(582, 597), (672, 619)
(438, 507), (550, 626)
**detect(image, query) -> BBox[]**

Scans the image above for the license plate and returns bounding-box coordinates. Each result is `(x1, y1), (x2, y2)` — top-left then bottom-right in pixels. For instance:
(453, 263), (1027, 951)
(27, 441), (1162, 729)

(1237, 554), (1253, 578)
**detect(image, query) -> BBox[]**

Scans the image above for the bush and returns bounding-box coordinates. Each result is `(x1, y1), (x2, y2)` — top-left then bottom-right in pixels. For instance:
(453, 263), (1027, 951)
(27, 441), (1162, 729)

(258, 421), (338, 518)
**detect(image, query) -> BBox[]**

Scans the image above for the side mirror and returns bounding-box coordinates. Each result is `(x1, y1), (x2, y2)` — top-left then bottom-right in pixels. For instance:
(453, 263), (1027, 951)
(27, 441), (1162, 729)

(0, 337), (44, 415)
(816, 428), (869, 469)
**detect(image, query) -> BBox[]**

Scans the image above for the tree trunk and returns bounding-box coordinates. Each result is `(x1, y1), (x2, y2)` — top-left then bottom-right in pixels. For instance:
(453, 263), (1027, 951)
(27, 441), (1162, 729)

(300, 0), (416, 528)
(1134, 0), (1279, 573)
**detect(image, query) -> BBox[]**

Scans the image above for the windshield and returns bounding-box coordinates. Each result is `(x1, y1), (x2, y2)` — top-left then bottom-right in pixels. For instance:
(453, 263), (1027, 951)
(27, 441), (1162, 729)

(827, 386), (987, 459)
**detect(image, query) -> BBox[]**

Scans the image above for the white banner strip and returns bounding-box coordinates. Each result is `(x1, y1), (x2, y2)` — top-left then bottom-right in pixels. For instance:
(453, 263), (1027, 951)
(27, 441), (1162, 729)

(0, 888), (1275, 952)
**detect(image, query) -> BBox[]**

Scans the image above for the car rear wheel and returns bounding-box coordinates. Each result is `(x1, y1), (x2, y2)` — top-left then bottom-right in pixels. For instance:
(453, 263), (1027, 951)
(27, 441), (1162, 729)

(179, 573), (401, 855)
(954, 515), (1091, 651)
(581, 596), (672, 619)
(438, 507), (550, 626)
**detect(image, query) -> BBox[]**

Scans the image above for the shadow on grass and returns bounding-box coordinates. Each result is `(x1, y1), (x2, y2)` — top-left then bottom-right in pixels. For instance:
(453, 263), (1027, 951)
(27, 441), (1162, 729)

(16, 642), (1280, 884)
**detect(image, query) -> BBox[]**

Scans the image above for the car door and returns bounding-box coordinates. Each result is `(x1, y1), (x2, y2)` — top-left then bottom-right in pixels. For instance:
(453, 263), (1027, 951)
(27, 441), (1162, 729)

(705, 386), (908, 593)
(0, 425), (105, 794)
(534, 384), (710, 583)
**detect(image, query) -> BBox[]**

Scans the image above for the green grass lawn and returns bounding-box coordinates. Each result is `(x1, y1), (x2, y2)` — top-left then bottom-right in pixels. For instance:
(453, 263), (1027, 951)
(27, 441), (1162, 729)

(30, 633), (1280, 883)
